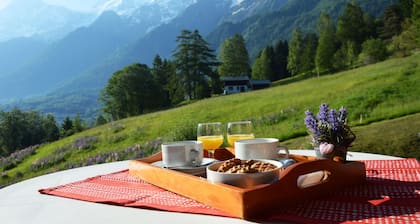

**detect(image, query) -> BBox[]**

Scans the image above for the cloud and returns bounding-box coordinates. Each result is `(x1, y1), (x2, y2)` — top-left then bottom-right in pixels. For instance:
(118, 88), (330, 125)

(0, 0), (11, 10)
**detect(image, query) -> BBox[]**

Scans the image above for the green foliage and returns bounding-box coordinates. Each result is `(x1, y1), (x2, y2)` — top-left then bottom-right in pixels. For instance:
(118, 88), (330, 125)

(100, 63), (162, 120)
(300, 32), (318, 75)
(173, 29), (219, 100)
(60, 116), (74, 137)
(333, 41), (358, 71)
(0, 109), (46, 156)
(315, 13), (336, 75)
(218, 34), (251, 77)
(287, 28), (303, 76)
(272, 40), (290, 80)
(359, 38), (388, 65)
(95, 114), (107, 126)
(41, 114), (60, 142)
(152, 55), (174, 108)
(252, 47), (274, 80)
(336, 1), (368, 54)
(380, 4), (403, 41)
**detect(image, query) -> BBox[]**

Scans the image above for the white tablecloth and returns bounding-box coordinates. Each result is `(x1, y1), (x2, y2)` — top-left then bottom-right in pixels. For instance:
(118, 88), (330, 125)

(0, 150), (401, 224)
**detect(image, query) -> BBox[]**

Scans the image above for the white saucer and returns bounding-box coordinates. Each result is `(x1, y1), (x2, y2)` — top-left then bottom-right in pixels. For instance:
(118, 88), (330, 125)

(151, 158), (217, 176)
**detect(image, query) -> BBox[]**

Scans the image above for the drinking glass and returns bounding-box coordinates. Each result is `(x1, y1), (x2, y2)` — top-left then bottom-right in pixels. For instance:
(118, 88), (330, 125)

(227, 121), (255, 147)
(197, 122), (224, 158)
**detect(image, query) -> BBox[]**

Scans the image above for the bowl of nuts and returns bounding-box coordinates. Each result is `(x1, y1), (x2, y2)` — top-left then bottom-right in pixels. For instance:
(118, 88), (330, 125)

(206, 158), (284, 188)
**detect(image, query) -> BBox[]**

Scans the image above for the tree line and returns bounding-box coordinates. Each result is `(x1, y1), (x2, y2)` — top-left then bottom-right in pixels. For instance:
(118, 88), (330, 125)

(0, 0), (417, 157)
(285, 0), (417, 77)
(0, 109), (87, 157)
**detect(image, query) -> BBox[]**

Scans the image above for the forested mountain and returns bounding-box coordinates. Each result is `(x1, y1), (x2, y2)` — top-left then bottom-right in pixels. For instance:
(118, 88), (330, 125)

(207, 0), (398, 59)
(222, 0), (289, 23)
(0, 0), (400, 122)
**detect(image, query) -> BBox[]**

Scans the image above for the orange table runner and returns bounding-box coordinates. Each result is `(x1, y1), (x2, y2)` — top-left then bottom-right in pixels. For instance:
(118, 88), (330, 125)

(40, 159), (420, 223)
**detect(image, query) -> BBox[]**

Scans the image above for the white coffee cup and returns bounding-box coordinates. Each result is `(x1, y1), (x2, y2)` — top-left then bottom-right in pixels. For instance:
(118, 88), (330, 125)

(234, 138), (289, 160)
(161, 141), (203, 167)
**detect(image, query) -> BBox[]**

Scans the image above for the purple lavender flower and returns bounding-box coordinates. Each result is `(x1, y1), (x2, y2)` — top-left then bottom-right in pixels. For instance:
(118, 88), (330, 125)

(304, 103), (355, 148)
(338, 106), (347, 123)
(317, 103), (329, 123)
(304, 111), (318, 132)
(328, 109), (339, 131)
(304, 111), (321, 144)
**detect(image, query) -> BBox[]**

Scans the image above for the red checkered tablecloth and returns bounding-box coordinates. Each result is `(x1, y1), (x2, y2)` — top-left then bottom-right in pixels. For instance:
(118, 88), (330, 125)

(40, 159), (420, 223)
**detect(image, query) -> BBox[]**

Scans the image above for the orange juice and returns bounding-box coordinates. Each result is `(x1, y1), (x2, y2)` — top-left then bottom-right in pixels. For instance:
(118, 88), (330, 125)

(197, 135), (224, 151)
(227, 134), (255, 147)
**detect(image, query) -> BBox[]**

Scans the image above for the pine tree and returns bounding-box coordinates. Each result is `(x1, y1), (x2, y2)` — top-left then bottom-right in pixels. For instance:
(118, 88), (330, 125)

(380, 5), (403, 41)
(173, 29), (218, 100)
(301, 32), (318, 75)
(218, 34), (251, 77)
(41, 114), (60, 142)
(252, 47), (273, 80)
(316, 13), (336, 76)
(287, 28), (303, 76)
(336, 2), (368, 54)
(152, 54), (172, 107)
(272, 40), (289, 80)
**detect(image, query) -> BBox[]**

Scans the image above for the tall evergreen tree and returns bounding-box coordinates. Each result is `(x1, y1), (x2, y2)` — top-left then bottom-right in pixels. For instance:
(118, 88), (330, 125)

(72, 114), (84, 133)
(336, 2), (368, 54)
(41, 114), (59, 142)
(95, 114), (108, 126)
(152, 55), (173, 107)
(316, 13), (336, 76)
(173, 29), (218, 100)
(61, 116), (74, 137)
(301, 32), (318, 75)
(380, 5), (403, 41)
(287, 28), (303, 76)
(252, 47), (274, 80)
(218, 34), (251, 77)
(359, 38), (388, 64)
(272, 40), (289, 80)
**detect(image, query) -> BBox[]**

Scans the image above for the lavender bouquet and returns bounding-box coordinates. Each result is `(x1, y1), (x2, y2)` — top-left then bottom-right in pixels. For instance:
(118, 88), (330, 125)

(304, 103), (356, 160)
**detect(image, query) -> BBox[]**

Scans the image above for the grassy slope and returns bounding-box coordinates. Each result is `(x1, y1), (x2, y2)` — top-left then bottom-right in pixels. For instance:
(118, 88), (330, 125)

(2, 53), (420, 186)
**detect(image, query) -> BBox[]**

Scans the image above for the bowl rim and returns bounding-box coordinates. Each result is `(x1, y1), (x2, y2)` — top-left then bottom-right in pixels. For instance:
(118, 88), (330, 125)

(206, 159), (283, 175)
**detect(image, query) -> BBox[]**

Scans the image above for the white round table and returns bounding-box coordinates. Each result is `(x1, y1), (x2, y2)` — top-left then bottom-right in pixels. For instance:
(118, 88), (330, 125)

(0, 150), (401, 224)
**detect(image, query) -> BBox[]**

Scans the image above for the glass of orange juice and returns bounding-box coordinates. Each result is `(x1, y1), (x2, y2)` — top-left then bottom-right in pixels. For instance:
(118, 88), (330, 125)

(197, 122), (224, 158)
(227, 121), (255, 148)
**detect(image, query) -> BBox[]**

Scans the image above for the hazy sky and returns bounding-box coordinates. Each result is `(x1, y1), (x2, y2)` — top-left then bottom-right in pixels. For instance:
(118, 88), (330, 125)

(43, 0), (120, 12)
(0, 0), (125, 12)
(0, 0), (11, 10)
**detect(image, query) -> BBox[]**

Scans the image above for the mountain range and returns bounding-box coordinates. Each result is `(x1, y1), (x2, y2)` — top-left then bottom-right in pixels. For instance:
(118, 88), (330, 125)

(0, 0), (397, 122)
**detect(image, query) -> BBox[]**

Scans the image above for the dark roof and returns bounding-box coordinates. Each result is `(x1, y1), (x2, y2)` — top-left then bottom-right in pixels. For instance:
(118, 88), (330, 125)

(250, 80), (271, 85)
(220, 76), (250, 81)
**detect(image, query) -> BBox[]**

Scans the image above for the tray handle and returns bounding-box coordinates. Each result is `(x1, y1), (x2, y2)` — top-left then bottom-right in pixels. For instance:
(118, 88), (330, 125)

(277, 159), (365, 192)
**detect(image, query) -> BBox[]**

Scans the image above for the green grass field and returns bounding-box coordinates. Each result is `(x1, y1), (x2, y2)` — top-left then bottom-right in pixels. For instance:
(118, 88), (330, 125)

(1, 53), (419, 187)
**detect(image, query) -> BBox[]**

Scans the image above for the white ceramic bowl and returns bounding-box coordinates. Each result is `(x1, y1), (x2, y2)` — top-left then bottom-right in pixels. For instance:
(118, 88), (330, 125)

(206, 159), (283, 188)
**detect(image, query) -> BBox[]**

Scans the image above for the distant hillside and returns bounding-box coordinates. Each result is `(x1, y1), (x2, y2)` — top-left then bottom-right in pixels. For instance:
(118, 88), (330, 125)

(0, 11), (147, 100)
(1, 53), (418, 187)
(0, 37), (48, 80)
(207, 0), (397, 59)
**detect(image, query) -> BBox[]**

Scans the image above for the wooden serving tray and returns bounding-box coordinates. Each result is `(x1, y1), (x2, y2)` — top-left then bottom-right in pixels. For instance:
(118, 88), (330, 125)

(129, 149), (365, 220)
